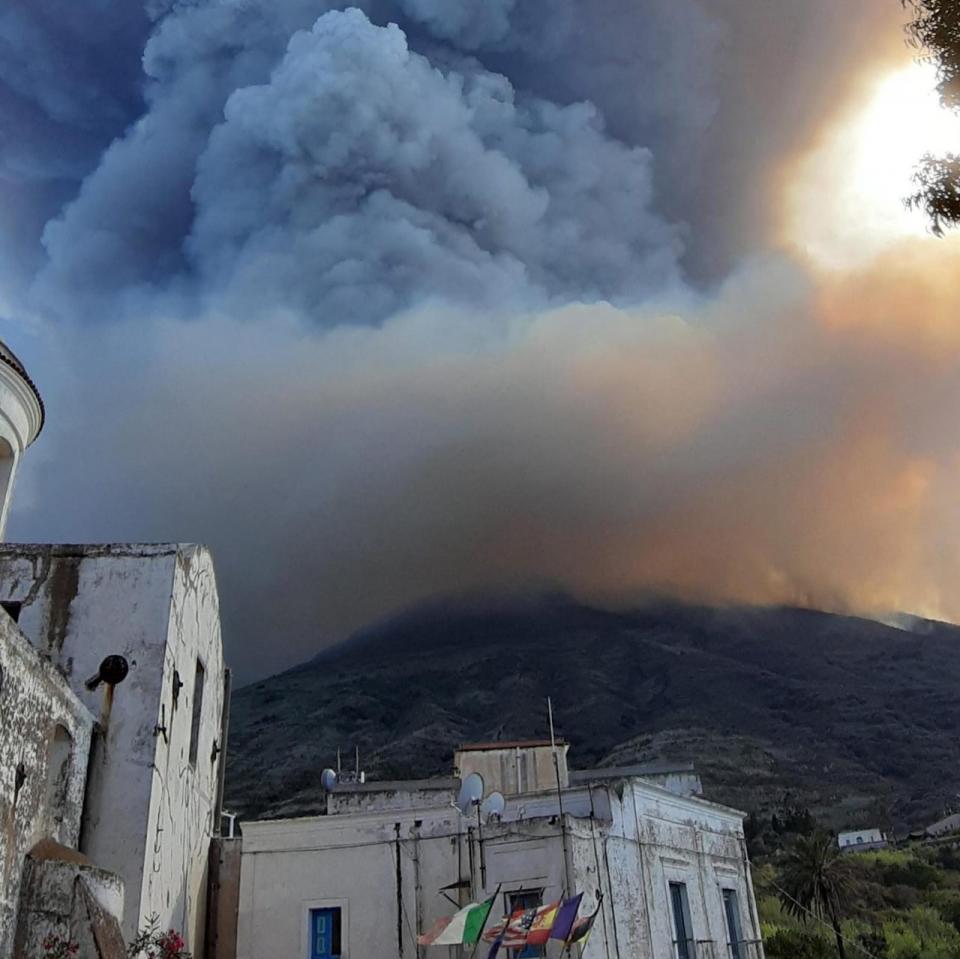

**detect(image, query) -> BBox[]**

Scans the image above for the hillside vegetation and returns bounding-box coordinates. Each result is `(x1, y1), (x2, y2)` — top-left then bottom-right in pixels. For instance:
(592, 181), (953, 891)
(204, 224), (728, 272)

(758, 838), (960, 958)
(226, 595), (960, 827)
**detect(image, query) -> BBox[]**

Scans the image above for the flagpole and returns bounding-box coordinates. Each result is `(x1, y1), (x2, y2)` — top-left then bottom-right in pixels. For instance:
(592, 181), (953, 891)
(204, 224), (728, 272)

(548, 697), (573, 897)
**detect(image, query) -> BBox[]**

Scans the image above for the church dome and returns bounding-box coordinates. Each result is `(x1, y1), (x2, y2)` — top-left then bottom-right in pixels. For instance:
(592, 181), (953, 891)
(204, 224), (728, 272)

(0, 339), (43, 442)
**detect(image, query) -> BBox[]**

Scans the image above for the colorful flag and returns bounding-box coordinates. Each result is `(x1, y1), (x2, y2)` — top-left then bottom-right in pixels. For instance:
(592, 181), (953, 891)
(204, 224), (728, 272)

(568, 896), (603, 945)
(418, 896), (496, 946)
(550, 893), (584, 941)
(483, 903), (559, 948)
(524, 902), (560, 946)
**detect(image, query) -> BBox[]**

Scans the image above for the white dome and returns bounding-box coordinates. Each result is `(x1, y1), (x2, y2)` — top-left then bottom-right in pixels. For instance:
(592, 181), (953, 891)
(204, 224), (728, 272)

(0, 340), (43, 538)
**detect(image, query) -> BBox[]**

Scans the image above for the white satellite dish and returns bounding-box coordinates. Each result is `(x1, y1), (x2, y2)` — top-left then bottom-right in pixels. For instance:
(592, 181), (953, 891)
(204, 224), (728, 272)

(481, 791), (505, 819)
(320, 768), (338, 791)
(457, 772), (485, 813)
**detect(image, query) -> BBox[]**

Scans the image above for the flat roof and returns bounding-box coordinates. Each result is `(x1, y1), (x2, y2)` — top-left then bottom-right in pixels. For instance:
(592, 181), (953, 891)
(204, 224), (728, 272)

(569, 761), (696, 782)
(457, 739), (567, 751)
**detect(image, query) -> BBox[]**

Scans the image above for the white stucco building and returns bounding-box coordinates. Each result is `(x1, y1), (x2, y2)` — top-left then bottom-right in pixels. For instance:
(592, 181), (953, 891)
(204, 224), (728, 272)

(0, 340), (230, 956)
(236, 742), (765, 959)
(837, 828), (887, 852)
(0, 543), (229, 947)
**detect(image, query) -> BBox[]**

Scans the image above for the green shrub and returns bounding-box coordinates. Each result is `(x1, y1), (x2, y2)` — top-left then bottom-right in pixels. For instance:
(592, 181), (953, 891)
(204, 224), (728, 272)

(928, 890), (960, 933)
(882, 859), (946, 892)
(883, 906), (960, 959)
(763, 926), (836, 959)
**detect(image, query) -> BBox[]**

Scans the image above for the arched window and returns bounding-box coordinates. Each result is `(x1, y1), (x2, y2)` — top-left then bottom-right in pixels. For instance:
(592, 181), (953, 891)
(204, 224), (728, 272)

(45, 724), (73, 838)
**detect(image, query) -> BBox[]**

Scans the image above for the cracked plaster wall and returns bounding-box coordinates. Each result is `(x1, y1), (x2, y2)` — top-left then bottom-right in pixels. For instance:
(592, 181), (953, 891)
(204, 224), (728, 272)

(237, 777), (764, 959)
(0, 610), (93, 956)
(0, 544), (226, 952)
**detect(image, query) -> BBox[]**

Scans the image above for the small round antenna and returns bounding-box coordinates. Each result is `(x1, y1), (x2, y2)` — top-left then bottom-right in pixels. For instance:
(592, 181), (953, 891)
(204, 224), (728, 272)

(481, 791), (505, 819)
(320, 768), (338, 791)
(457, 772), (484, 813)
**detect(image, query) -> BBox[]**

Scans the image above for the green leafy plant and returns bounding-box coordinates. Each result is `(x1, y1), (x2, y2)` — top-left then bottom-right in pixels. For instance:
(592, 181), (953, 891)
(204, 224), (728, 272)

(126, 915), (191, 959)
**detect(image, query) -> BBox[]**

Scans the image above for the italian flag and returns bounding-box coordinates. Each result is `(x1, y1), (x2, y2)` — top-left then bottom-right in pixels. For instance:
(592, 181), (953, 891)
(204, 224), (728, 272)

(418, 896), (496, 947)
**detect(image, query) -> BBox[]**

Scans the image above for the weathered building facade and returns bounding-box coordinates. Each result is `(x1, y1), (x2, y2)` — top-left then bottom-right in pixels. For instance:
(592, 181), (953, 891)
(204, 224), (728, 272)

(0, 543), (228, 946)
(0, 610), (93, 954)
(236, 744), (764, 959)
(0, 339), (229, 956)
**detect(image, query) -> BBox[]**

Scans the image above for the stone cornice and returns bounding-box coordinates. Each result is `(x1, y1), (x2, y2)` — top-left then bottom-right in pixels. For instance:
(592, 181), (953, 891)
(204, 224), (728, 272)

(0, 359), (44, 446)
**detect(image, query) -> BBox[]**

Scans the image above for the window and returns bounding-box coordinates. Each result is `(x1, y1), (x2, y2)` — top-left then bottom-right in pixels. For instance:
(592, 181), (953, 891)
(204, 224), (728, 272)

(189, 659), (205, 766)
(669, 882), (696, 959)
(507, 890), (544, 959)
(309, 907), (342, 959)
(722, 889), (743, 959)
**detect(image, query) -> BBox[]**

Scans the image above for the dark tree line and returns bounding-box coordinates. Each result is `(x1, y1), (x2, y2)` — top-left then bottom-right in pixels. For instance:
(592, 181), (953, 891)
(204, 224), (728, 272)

(904, 0), (960, 233)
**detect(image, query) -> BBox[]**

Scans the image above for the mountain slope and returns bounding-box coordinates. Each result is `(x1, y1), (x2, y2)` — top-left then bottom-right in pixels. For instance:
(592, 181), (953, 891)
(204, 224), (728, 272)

(225, 596), (960, 827)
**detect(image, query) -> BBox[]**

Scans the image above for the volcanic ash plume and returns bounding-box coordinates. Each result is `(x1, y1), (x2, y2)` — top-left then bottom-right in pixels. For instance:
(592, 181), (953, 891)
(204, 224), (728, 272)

(0, 0), (955, 677)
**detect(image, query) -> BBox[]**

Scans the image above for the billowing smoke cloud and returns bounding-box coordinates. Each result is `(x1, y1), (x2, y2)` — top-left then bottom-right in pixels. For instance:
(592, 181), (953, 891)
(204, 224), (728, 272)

(15, 241), (960, 678)
(37, 7), (681, 321)
(1, 0), (955, 679)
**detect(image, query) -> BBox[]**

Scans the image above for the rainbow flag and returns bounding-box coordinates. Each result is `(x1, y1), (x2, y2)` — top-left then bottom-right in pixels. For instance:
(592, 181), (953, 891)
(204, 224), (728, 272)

(418, 896), (496, 947)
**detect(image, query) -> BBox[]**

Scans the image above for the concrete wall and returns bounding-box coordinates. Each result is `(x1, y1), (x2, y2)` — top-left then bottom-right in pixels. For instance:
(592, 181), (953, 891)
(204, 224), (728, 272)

(0, 611), (93, 956)
(207, 838), (242, 959)
(13, 846), (125, 959)
(327, 780), (458, 817)
(236, 776), (764, 959)
(0, 544), (226, 951)
(455, 743), (568, 796)
(571, 763), (703, 799)
(141, 546), (225, 955)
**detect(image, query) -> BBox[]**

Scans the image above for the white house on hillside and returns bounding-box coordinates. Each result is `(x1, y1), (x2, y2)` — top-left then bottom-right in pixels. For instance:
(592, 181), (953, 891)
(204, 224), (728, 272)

(235, 740), (765, 959)
(837, 828), (887, 852)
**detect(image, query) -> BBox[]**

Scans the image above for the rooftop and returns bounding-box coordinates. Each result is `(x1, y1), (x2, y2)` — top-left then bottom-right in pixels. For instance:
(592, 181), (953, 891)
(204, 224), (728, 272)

(0, 339), (44, 439)
(457, 739), (567, 751)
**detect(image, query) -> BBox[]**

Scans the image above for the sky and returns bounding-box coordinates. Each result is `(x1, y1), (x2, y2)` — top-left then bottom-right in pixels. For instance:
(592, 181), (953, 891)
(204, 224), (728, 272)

(3, 0), (960, 680)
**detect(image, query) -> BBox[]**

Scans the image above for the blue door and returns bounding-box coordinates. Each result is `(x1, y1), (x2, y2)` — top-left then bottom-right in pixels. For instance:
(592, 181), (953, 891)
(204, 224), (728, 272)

(310, 908), (341, 959)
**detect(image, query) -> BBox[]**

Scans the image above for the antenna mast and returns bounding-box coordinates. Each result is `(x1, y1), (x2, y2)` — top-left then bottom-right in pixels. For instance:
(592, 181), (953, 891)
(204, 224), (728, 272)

(548, 696), (573, 896)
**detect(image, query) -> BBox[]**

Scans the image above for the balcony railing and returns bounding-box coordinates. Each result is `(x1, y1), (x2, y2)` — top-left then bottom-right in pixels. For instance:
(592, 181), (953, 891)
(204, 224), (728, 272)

(672, 939), (765, 959)
(727, 940), (765, 959)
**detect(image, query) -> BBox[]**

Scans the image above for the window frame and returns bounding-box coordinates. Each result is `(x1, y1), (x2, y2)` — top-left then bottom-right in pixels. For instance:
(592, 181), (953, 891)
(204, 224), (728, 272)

(301, 899), (348, 959)
(505, 888), (545, 959)
(722, 888), (743, 959)
(188, 657), (206, 767)
(669, 881), (696, 959)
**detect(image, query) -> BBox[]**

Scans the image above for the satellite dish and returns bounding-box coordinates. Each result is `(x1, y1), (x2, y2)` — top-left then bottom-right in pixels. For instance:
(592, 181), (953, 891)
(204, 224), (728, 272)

(320, 768), (338, 791)
(457, 772), (485, 813)
(481, 791), (505, 819)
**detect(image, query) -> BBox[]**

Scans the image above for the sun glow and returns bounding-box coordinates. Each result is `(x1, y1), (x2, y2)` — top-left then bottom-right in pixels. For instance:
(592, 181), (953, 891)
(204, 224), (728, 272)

(787, 62), (960, 268)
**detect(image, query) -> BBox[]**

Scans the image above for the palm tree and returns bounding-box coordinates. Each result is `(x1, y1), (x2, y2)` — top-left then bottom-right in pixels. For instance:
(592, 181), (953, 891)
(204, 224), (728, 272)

(777, 831), (854, 959)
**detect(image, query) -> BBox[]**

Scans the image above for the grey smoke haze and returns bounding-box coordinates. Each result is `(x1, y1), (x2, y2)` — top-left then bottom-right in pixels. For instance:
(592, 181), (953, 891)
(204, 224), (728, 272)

(0, 0), (951, 679)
